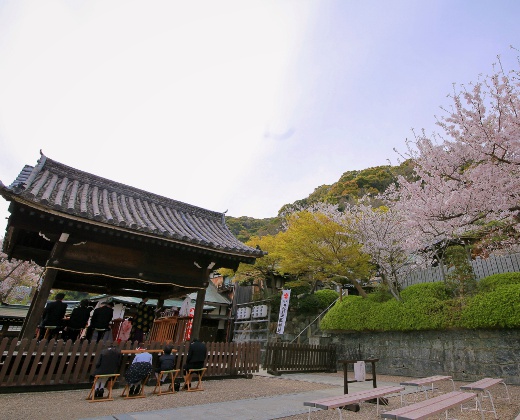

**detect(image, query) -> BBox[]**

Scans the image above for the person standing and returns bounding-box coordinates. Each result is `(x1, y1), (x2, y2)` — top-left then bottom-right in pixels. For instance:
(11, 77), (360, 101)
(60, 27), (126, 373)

(89, 301), (114, 342)
(131, 297), (155, 343)
(63, 299), (91, 341)
(38, 292), (67, 340)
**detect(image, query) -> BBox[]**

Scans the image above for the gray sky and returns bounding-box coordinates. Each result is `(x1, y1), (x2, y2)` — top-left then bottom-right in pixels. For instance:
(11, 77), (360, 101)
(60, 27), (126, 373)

(1, 0), (519, 236)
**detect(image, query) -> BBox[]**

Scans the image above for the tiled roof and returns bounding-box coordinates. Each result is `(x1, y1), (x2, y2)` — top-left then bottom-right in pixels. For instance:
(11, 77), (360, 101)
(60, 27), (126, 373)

(0, 152), (264, 259)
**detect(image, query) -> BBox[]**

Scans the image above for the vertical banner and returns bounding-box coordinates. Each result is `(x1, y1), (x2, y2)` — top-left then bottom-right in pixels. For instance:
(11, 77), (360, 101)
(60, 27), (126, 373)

(276, 289), (291, 334)
(184, 306), (195, 341)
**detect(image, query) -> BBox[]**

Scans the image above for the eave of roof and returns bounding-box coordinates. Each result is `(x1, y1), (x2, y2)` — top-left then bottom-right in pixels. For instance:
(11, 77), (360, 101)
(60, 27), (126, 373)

(0, 152), (265, 261)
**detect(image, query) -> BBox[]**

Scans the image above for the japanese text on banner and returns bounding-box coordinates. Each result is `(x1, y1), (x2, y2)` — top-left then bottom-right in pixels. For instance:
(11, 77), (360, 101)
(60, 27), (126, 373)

(276, 289), (291, 334)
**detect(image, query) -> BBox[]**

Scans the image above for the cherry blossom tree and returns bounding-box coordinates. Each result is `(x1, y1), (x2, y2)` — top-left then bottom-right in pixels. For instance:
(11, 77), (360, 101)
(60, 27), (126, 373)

(0, 238), (42, 303)
(345, 201), (433, 301)
(389, 56), (520, 251)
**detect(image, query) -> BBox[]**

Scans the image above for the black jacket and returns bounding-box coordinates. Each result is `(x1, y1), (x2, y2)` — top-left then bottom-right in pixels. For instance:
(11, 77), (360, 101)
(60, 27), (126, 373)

(67, 306), (92, 330)
(90, 306), (113, 330)
(156, 354), (176, 372)
(187, 340), (207, 364)
(93, 347), (121, 375)
(41, 300), (67, 327)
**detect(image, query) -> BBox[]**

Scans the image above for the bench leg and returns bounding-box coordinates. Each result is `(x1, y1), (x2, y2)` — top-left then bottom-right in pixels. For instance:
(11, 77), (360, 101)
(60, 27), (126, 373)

(335, 407), (343, 420)
(499, 381), (512, 405)
(88, 376), (117, 402)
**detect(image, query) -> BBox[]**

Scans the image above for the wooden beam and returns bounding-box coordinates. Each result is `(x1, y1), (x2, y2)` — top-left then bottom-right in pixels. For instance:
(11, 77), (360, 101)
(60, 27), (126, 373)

(20, 236), (68, 339)
(191, 267), (210, 339)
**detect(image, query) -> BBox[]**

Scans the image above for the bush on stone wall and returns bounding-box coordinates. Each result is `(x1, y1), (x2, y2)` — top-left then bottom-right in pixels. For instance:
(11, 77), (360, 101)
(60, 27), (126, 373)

(461, 283), (520, 328)
(320, 273), (520, 331)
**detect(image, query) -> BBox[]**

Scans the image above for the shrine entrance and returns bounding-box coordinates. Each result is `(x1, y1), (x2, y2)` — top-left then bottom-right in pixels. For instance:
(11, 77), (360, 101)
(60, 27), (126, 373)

(0, 152), (264, 341)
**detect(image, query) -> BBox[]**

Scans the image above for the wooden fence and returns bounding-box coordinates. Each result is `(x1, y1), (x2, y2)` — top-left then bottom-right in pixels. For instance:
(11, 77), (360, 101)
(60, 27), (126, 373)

(0, 338), (261, 388)
(401, 253), (520, 288)
(263, 342), (336, 375)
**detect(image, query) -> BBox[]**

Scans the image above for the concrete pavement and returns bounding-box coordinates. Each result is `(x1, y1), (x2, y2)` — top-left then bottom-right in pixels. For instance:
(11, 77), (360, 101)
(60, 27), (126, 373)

(79, 372), (402, 420)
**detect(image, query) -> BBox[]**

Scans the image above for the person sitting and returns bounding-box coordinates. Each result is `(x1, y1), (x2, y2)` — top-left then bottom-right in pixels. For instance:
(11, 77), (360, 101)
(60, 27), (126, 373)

(155, 345), (176, 383)
(183, 338), (207, 388)
(92, 345), (121, 398)
(37, 292), (67, 340)
(124, 349), (154, 396)
(63, 299), (91, 342)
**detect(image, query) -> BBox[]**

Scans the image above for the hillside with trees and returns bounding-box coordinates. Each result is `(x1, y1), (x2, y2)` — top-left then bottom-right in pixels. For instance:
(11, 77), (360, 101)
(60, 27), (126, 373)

(226, 160), (415, 242)
(225, 55), (520, 311)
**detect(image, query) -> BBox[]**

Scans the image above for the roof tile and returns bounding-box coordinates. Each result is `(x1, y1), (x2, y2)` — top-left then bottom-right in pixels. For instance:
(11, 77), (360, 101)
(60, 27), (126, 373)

(2, 153), (264, 260)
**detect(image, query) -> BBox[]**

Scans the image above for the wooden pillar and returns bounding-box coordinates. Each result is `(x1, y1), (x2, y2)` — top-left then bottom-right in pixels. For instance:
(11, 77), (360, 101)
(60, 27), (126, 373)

(20, 234), (69, 340)
(157, 298), (165, 311)
(191, 268), (210, 340)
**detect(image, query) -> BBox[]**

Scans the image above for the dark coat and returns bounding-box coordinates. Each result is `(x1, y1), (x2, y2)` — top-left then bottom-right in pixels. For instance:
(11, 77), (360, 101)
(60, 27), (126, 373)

(90, 305), (113, 330)
(93, 347), (121, 376)
(67, 306), (92, 330)
(156, 354), (176, 372)
(41, 300), (67, 327)
(187, 340), (207, 364)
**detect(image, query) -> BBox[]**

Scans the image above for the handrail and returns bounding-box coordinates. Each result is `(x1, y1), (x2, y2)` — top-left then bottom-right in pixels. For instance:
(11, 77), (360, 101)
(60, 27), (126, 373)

(290, 297), (340, 343)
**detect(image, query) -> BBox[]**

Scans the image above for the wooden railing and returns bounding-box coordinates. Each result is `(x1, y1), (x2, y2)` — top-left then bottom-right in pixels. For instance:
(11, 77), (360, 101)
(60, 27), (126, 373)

(0, 338), (261, 388)
(264, 342), (337, 375)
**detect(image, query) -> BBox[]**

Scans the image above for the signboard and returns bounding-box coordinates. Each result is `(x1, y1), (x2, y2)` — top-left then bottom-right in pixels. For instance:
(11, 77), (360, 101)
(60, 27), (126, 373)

(276, 289), (291, 334)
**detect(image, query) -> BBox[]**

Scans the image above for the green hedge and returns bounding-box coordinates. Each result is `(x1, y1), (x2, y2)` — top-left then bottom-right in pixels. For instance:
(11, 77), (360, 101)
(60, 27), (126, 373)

(477, 272), (520, 293)
(320, 272), (520, 331)
(461, 284), (520, 328)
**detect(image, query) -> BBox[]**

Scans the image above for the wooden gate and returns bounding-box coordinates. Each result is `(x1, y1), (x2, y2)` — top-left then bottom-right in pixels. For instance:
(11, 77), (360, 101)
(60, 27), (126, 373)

(264, 342), (337, 375)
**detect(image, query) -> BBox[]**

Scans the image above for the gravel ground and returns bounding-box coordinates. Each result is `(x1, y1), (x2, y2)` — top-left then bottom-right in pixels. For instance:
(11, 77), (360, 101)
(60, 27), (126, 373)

(0, 373), (518, 420)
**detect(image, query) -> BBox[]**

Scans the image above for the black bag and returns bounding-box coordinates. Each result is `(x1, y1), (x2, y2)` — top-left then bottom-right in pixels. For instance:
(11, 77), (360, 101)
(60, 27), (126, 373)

(174, 381), (180, 392)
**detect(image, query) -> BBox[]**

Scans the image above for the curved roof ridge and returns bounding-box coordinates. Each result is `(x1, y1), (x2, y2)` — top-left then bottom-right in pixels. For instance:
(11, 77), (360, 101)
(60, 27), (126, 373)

(1, 153), (265, 259)
(43, 155), (225, 220)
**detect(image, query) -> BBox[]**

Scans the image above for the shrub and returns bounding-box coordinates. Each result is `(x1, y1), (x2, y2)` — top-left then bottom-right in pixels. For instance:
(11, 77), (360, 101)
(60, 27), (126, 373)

(477, 272), (520, 293)
(369, 284), (394, 303)
(400, 282), (450, 301)
(461, 283), (520, 328)
(297, 294), (321, 314)
(320, 296), (367, 330)
(314, 289), (339, 310)
(320, 274), (520, 332)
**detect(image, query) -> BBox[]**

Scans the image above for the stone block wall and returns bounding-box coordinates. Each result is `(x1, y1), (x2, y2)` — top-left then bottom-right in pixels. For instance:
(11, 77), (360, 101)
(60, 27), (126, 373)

(328, 329), (520, 385)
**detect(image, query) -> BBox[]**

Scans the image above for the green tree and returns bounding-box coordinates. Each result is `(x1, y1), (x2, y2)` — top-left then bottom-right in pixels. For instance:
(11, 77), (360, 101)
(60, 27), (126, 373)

(444, 245), (477, 300)
(226, 234), (285, 297)
(277, 209), (372, 297)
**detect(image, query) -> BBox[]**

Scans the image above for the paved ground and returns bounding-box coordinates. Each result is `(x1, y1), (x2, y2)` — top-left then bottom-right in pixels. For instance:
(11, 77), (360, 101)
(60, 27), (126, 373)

(2, 370), (518, 419)
(78, 372), (420, 420)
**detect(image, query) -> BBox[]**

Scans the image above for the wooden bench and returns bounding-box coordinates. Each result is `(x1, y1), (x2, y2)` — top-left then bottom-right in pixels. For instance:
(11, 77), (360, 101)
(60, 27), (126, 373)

(86, 374), (120, 402)
(381, 391), (483, 420)
(186, 368), (207, 392)
(460, 377), (512, 419)
(304, 385), (405, 419)
(153, 369), (180, 396)
(400, 375), (454, 403)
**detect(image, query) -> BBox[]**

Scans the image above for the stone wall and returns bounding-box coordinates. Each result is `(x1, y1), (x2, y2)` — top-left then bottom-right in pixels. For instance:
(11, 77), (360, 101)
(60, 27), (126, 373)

(326, 329), (520, 385)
